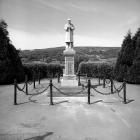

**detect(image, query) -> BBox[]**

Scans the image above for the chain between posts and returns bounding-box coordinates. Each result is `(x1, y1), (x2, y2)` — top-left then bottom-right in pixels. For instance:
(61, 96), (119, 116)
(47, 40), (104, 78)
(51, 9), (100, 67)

(53, 84), (87, 96)
(86, 77), (129, 104)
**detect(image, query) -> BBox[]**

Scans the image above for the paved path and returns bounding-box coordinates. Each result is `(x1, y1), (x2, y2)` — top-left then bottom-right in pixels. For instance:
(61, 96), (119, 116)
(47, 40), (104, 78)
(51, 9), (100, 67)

(0, 80), (140, 140)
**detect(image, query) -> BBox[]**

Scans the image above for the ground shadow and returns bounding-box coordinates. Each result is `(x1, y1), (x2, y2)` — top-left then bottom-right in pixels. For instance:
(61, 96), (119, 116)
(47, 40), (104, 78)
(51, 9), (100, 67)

(125, 99), (135, 104)
(17, 100), (35, 105)
(28, 95), (39, 103)
(102, 100), (121, 104)
(99, 99), (134, 104)
(90, 100), (103, 104)
(53, 100), (69, 105)
(24, 132), (53, 140)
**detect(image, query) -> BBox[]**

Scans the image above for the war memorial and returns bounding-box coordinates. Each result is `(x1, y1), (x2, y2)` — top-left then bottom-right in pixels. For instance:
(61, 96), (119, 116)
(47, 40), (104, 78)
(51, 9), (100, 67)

(61, 19), (78, 87)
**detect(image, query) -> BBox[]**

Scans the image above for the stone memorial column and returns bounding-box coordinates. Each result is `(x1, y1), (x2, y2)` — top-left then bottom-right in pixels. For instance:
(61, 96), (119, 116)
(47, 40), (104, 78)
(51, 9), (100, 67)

(61, 19), (78, 87)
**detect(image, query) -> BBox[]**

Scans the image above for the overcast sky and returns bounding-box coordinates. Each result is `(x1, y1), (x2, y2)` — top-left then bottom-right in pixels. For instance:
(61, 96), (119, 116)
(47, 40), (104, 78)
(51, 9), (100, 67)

(0, 0), (140, 50)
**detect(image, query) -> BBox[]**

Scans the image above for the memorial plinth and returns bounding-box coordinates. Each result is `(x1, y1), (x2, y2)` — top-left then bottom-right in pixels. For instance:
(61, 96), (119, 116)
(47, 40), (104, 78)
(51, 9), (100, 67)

(61, 48), (78, 87)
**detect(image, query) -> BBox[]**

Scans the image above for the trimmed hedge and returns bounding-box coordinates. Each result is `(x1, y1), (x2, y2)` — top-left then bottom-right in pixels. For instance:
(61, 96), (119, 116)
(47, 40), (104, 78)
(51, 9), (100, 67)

(78, 62), (114, 79)
(23, 63), (64, 80)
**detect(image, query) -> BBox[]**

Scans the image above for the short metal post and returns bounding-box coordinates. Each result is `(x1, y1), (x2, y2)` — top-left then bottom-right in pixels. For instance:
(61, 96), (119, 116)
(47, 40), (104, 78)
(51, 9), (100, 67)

(98, 77), (100, 85)
(103, 77), (105, 88)
(123, 81), (126, 104)
(38, 71), (40, 84)
(14, 79), (17, 105)
(86, 74), (87, 83)
(111, 78), (113, 94)
(57, 73), (60, 83)
(88, 79), (91, 104)
(33, 74), (35, 89)
(78, 72), (81, 86)
(50, 79), (53, 105)
(25, 75), (28, 95)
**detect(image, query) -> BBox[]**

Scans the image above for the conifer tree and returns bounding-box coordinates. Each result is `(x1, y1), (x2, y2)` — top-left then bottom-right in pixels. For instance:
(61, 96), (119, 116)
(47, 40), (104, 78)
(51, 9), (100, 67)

(0, 19), (24, 84)
(114, 31), (134, 81)
(127, 28), (140, 83)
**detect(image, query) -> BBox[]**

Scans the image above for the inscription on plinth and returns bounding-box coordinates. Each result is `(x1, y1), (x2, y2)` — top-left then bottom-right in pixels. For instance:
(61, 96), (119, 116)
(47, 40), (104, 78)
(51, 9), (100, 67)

(65, 56), (74, 76)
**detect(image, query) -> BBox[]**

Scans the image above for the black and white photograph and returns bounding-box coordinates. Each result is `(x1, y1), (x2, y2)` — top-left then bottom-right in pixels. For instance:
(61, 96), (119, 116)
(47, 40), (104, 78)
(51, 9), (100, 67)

(0, 0), (140, 139)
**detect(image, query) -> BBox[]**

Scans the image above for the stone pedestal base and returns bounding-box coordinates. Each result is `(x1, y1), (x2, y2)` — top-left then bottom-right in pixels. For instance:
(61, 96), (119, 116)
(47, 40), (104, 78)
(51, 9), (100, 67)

(61, 48), (78, 87)
(61, 75), (78, 87)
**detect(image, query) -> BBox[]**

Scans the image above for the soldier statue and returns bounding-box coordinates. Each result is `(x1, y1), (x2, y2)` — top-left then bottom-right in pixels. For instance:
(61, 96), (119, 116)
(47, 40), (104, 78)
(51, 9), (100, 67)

(64, 19), (75, 49)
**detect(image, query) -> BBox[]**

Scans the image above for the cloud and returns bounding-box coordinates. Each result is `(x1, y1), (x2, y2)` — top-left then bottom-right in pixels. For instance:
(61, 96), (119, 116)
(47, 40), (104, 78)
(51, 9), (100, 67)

(118, 16), (140, 33)
(118, 16), (139, 28)
(9, 28), (65, 50)
(70, 3), (98, 12)
(75, 35), (121, 47)
(124, 17), (140, 26)
(35, 0), (68, 12)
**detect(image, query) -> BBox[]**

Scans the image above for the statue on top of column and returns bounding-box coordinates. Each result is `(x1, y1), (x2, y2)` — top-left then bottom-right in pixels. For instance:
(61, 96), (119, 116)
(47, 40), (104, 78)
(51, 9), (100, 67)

(64, 19), (75, 49)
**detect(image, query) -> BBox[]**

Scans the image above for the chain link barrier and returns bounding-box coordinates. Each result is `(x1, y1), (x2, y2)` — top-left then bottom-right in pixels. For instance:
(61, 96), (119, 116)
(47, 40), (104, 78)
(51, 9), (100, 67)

(90, 80), (124, 95)
(114, 82), (132, 102)
(105, 79), (111, 85)
(16, 80), (50, 95)
(13, 74), (50, 105)
(29, 85), (50, 96)
(14, 74), (133, 105)
(89, 78), (133, 104)
(28, 81), (33, 85)
(52, 85), (87, 96)
(91, 87), (112, 95)
(28, 85), (50, 103)
(16, 83), (26, 93)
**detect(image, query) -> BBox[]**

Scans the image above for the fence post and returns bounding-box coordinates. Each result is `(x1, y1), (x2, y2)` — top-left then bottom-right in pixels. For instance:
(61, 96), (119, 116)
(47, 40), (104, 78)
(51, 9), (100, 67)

(50, 79), (53, 105)
(25, 75), (28, 95)
(33, 74), (35, 89)
(57, 73), (60, 83)
(86, 74), (88, 83)
(38, 71), (40, 84)
(111, 78), (113, 94)
(78, 72), (81, 86)
(123, 81), (126, 104)
(103, 77), (105, 88)
(14, 79), (17, 105)
(98, 77), (100, 85)
(87, 79), (91, 104)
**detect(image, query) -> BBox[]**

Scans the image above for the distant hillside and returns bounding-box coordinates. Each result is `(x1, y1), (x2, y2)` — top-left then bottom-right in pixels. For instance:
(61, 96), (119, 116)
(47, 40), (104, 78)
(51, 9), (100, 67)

(20, 46), (121, 63)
